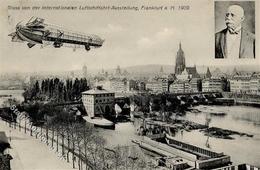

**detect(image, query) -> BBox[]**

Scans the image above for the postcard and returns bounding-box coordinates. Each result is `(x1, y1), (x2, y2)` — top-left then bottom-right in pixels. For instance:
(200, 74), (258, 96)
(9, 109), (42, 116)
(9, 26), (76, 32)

(0, 0), (259, 170)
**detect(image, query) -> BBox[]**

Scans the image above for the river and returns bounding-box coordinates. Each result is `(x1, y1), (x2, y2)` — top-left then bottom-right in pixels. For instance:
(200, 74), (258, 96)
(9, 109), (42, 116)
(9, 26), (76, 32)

(99, 105), (260, 167)
(177, 105), (260, 167)
(1, 90), (260, 167)
(0, 90), (24, 107)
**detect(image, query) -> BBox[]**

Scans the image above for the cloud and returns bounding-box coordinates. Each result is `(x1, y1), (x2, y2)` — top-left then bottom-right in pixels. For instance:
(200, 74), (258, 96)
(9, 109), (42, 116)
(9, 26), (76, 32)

(107, 24), (123, 32)
(136, 27), (177, 48)
(155, 28), (174, 39)
(90, 24), (124, 38)
(136, 37), (153, 47)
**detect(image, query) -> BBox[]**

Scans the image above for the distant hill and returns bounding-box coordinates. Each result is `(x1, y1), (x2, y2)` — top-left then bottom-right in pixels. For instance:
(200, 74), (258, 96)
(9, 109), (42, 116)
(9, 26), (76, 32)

(124, 64), (174, 74)
(196, 65), (260, 75)
(3, 64), (258, 78)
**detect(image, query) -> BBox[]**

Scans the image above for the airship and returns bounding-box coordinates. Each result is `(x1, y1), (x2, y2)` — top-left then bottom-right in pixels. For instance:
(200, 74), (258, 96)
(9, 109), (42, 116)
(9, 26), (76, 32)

(8, 17), (104, 51)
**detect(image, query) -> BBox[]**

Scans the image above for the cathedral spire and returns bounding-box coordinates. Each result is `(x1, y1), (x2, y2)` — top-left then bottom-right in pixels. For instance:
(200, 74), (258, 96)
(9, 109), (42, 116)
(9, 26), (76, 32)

(206, 67), (212, 79)
(179, 42), (182, 50)
(175, 42), (185, 75)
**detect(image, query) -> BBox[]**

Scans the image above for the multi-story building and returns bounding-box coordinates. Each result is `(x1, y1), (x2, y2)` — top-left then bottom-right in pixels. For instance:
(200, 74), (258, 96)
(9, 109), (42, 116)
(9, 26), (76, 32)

(169, 78), (201, 93)
(96, 78), (148, 93)
(250, 73), (260, 95)
(95, 79), (127, 93)
(230, 72), (260, 95)
(160, 78), (169, 92)
(110, 79), (127, 92)
(190, 78), (201, 92)
(95, 80), (111, 91)
(146, 78), (168, 93)
(126, 80), (138, 91)
(202, 78), (223, 92)
(82, 87), (115, 118)
(230, 74), (251, 94)
(137, 81), (146, 91)
(146, 81), (163, 93)
(169, 80), (190, 93)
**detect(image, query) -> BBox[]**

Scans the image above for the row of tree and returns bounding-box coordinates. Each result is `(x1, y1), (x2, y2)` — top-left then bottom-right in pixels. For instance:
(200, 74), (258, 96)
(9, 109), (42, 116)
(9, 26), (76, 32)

(5, 109), (151, 170)
(23, 78), (89, 103)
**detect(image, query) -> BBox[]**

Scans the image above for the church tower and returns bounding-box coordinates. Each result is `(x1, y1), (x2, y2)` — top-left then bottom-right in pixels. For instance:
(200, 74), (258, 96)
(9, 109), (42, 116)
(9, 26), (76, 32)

(82, 64), (87, 77)
(115, 65), (121, 75)
(175, 42), (186, 75)
(206, 67), (212, 79)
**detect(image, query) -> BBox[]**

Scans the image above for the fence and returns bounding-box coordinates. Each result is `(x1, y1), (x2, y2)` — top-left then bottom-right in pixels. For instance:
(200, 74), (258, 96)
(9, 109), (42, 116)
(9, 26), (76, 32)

(0, 118), (93, 170)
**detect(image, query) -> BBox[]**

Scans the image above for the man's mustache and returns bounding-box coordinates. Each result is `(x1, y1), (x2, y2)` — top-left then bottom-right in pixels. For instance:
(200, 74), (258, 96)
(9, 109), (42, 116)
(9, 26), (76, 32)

(225, 19), (234, 24)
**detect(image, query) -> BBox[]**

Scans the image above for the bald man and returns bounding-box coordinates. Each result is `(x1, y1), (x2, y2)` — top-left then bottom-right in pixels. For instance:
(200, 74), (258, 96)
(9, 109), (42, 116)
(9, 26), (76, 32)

(215, 5), (255, 59)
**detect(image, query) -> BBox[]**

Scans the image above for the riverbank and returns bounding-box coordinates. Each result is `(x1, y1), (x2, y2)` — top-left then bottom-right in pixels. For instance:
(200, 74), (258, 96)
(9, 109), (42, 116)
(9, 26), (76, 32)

(221, 92), (260, 107)
(235, 100), (260, 107)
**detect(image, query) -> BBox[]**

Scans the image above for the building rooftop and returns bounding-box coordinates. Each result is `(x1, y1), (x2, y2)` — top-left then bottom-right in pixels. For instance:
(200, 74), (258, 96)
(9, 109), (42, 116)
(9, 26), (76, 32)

(232, 74), (251, 80)
(186, 66), (201, 78)
(173, 79), (190, 83)
(251, 73), (260, 79)
(82, 87), (114, 95)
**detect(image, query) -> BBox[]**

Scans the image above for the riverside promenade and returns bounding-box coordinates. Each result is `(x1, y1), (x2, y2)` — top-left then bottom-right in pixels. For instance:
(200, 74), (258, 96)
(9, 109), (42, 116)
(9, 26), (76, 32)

(0, 120), (74, 170)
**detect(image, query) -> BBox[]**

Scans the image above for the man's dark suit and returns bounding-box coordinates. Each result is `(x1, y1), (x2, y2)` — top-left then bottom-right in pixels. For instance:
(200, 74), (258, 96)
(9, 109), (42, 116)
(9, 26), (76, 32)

(215, 28), (255, 59)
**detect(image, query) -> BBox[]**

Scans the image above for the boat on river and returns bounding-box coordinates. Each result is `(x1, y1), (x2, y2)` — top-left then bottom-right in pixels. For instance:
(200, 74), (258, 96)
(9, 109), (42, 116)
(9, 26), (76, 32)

(83, 116), (115, 129)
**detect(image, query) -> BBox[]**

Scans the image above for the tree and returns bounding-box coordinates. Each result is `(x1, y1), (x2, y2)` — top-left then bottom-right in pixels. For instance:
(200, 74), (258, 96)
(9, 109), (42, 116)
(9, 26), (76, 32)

(87, 134), (106, 169)
(24, 102), (44, 123)
(41, 80), (45, 93)
(2, 98), (20, 108)
(104, 145), (149, 170)
(34, 80), (40, 99)
(82, 126), (94, 169)
(49, 79), (54, 98)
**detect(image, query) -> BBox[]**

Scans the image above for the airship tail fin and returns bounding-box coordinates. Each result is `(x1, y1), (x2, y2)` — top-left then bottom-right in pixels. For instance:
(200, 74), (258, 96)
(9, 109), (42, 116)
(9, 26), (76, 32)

(27, 43), (36, 48)
(8, 32), (24, 42)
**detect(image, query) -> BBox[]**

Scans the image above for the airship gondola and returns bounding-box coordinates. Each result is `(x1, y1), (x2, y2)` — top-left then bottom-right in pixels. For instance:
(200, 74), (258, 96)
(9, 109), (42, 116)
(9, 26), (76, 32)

(9, 17), (104, 51)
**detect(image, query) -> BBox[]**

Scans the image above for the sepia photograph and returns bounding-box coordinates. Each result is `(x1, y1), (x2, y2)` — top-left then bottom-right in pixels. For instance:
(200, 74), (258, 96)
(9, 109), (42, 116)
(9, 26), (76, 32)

(0, 0), (260, 170)
(215, 1), (255, 59)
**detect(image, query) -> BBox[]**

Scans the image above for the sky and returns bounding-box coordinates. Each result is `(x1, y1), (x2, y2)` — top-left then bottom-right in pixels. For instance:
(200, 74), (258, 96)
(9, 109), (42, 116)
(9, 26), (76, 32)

(0, 0), (259, 73)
